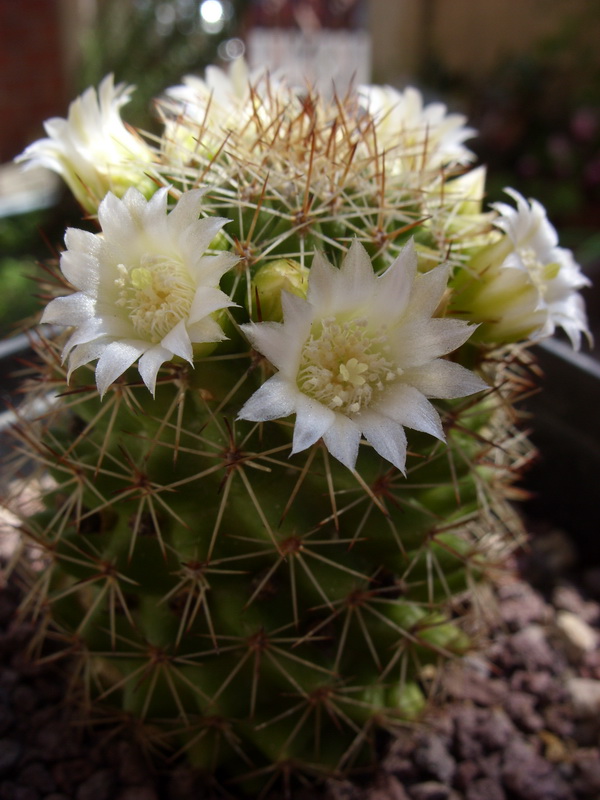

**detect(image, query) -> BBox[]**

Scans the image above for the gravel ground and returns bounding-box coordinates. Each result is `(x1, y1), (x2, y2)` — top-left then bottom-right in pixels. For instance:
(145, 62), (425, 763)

(1, 525), (600, 800)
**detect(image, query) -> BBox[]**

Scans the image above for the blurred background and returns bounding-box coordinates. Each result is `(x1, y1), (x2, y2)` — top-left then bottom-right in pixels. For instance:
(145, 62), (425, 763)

(0, 0), (599, 552)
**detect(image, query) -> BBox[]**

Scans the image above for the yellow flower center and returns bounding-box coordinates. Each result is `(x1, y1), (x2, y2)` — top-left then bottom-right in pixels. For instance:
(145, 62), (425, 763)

(115, 255), (195, 343)
(297, 317), (402, 414)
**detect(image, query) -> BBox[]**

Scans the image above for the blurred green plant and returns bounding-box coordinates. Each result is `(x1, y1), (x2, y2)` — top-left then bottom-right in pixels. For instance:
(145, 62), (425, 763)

(0, 211), (51, 335)
(77, 0), (246, 131)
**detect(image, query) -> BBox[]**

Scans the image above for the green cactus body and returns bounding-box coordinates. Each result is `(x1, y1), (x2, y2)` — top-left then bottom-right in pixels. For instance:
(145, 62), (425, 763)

(12, 330), (527, 788)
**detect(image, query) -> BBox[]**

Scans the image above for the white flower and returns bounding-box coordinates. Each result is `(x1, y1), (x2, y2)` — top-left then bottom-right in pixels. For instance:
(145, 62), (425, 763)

(157, 58), (292, 166)
(358, 84), (476, 173)
(492, 189), (592, 349)
(41, 187), (238, 396)
(238, 240), (487, 472)
(16, 75), (155, 213)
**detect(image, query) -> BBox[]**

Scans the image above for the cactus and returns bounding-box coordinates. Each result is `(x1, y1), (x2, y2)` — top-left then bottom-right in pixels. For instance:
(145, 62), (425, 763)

(8, 62), (590, 791)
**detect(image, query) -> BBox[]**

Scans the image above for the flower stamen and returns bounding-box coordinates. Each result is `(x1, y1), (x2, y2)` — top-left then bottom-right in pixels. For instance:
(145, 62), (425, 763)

(297, 317), (401, 415)
(115, 255), (195, 342)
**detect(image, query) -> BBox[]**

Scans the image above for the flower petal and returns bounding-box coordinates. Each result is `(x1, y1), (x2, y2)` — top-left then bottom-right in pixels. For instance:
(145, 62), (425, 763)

(138, 346), (172, 395)
(358, 410), (408, 473)
(189, 286), (236, 324)
(374, 383), (445, 440)
(95, 340), (147, 397)
(160, 319), (193, 363)
(403, 360), (488, 399)
(375, 239), (417, 319)
(241, 320), (305, 376)
(237, 373), (298, 422)
(41, 293), (95, 327)
(322, 414), (362, 470)
(291, 394), (336, 454)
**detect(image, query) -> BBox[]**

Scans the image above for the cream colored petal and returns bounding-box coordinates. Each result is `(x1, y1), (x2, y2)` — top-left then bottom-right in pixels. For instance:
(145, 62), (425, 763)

(95, 340), (147, 397)
(138, 346), (172, 395)
(237, 373), (298, 422)
(291, 394), (336, 454)
(161, 319), (193, 363)
(403, 360), (488, 399)
(358, 410), (408, 473)
(374, 383), (445, 440)
(322, 414), (362, 470)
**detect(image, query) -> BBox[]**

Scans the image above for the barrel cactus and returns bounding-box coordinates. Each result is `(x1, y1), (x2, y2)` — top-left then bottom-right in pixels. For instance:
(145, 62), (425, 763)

(9, 60), (591, 791)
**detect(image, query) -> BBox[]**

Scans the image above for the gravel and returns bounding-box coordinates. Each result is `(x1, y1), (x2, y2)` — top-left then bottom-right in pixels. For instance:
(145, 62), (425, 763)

(1, 525), (600, 800)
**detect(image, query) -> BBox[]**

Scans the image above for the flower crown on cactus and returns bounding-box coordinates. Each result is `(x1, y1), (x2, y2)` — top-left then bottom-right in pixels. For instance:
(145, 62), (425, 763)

(11, 59), (592, 790)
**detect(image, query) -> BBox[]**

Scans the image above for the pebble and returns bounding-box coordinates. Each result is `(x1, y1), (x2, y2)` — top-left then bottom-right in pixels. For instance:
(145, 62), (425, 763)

(414, 734), (456, 784)
(566, 677), (600, 717)
(115, 786), (160, 800)
(368, 775), (411, 800)
(75, 769), (115, 800)
(554, 610), (598, 660)
(465, 777), (506, 800)
(509, 624), (557, 671)
(0, 738), (21, 775)
(501, 739), (573, 800)
(408, 782), (452, 800)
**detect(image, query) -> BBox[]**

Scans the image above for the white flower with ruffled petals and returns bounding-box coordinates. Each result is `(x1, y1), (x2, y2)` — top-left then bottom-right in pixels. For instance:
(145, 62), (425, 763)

(358, 84), (476, 174)
(238, 240), (487, 472)
(492, 189), (592, 349)
(16, 75), (155, 213)
(41, 187), (238, 396)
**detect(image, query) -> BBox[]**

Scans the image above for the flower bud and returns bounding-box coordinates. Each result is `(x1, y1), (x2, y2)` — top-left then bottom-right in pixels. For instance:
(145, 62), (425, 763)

(449, 189), (591, 348)
(251, 258), (309, 321)
(16, 75), (156, 214)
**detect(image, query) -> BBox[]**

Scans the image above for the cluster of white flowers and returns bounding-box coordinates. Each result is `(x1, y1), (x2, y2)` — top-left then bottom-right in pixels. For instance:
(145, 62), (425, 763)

(17, 61), (593, 472)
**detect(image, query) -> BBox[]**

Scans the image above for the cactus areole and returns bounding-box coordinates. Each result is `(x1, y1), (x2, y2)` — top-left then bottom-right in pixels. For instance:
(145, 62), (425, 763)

(11, 63), (591, 791)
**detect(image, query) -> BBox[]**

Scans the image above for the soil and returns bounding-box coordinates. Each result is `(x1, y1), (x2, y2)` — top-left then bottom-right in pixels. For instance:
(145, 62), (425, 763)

(1, 523), (599, 800)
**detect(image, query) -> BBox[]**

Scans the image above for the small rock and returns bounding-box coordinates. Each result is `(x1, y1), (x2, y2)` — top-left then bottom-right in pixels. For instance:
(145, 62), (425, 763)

(465, 777), (506, 800)
(10, 684), (37, 714)
(19, 762), (56, 794)
(52, 759), (95, 794)
(553, 583), (600, 624)
(409, 781), (452, 800)
(0, 706), (15, 736)
(510, 625), (556, 671)
(443, 662), (507, 705)
(0, 737), (21, 775)
(543, 704), (576, 738)
(566, 677), (600, 718)
(115, 742), (151, 786)
(370, 774), (411, 800)
(501, 739), (573, 800)
(115, 786), (159, 800)
(478, 708), (516, 750)
(504, 691), (544, 732)
(414, 734), (456, 784)
(12, 787), (40, 800)
(498, 581), (550, 629)
(75, 769), (115, 800)
(324, 778), (363, 800)
(554, 610), (598, 661)
(572, 748), (600, 793)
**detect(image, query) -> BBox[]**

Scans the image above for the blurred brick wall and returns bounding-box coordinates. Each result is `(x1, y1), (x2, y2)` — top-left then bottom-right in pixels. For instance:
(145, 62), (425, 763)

(0, 0), (68, 162)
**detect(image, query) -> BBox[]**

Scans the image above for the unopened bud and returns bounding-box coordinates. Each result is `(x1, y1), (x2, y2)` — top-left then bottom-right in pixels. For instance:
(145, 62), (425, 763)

(252, 259), (309, 321)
